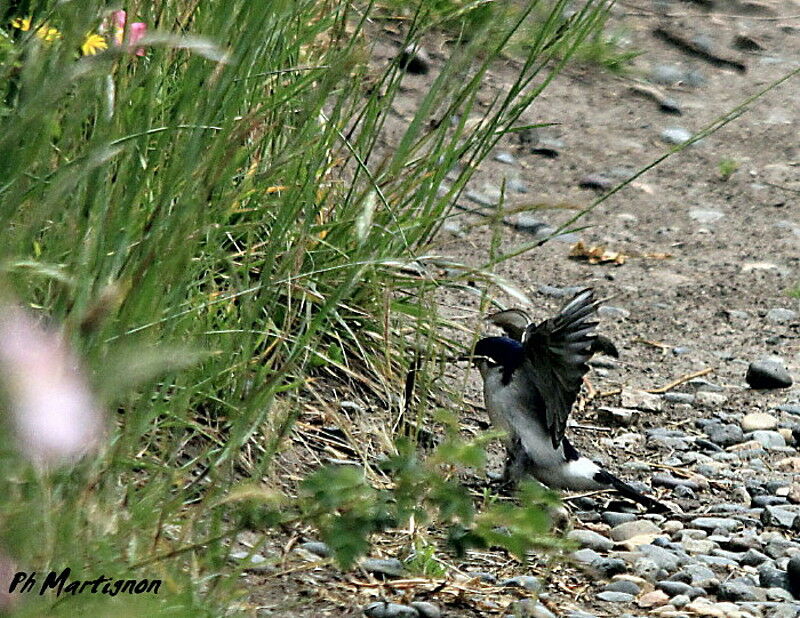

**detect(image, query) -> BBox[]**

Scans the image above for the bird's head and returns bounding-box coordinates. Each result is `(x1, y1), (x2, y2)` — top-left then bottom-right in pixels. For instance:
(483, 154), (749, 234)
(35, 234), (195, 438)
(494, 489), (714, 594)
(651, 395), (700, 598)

(467, 336), (525, 380)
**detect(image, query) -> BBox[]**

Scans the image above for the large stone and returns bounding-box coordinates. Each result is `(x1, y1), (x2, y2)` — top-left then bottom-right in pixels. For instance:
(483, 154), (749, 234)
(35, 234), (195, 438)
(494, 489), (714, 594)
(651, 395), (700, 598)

(747, 359), (793, 389)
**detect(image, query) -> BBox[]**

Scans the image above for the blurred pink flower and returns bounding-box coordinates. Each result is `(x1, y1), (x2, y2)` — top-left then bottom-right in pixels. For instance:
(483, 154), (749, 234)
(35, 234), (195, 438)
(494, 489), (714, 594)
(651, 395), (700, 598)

(106, 9), (147, 56)
(0, 305), (104, 468)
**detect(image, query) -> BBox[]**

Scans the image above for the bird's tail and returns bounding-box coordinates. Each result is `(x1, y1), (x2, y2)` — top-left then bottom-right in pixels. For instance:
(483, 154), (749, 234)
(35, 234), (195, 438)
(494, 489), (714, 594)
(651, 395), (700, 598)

(595, 469), (671, 513)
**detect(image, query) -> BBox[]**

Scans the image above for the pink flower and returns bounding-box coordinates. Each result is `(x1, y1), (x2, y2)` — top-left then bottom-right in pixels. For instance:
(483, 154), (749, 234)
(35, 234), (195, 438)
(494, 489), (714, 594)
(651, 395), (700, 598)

(0, 305), (104, 468)
(106, 10), (147, 56)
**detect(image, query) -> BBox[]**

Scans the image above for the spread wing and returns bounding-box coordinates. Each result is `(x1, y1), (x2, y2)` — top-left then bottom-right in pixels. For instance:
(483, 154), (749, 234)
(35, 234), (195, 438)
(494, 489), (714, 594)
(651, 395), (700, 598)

(522, 288), (599, 448)
(486, 308), (530, 341)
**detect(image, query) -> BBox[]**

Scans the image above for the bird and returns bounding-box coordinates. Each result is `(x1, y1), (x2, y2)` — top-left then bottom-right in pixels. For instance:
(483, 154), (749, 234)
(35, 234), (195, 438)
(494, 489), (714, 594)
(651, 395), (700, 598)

(467, 288), (669, 513)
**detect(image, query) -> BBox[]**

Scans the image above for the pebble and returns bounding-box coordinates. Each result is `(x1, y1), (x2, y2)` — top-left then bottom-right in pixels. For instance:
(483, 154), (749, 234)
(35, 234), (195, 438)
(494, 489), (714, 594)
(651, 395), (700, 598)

(507, 178), (529, 193)
(787, 555), (800, 597)
(396, 45), (431, 75)
(761, 505), (800, 530)
(501, 575), (542, 592)
(621, 389), (663, 412)
(514, 600), (557, 618)
(652, 473), (700, 491)
(661, 127), (694, 145)
(749, 430), (786, 448)
(493, 151), (517, 166)
(747, 359), (793, 389)
(361, 558), (406, 577)
(578, 173), (615, 191)
(741, 412), (778, 432)
(611, 520), (662, 542)
(639, 544), (683, 572)
(597, 591), (635, 603)
(593, 557), (628, 577)
(568, 529), (614, 552)
(464, 190), (496, 208)
(597, 406), (639, 427)
(598, 305), (631, 320)
(299, 541), (332, 558)
(706, 423), (744, 447)
(695, 392), (729, 408)
(650, 64), (684, 85)
(603, 512), (638, 527)
(638, 589), (670, 608)
(689, 208), (725, 224)
(364, 602), (419, 618)
(409, 602), (440, 618)
(766, 308), (798, 324)
(604, 579), (641, 595)
(690, 517), (742, 533)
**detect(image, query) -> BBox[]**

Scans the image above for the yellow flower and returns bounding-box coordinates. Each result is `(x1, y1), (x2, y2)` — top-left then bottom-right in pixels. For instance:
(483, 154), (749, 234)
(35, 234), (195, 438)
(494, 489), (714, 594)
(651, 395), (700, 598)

(36, 26), (61, 42)
(81, 33), (107, 56)
(11, 16), (61, 41)
(11, 17), (32, 31)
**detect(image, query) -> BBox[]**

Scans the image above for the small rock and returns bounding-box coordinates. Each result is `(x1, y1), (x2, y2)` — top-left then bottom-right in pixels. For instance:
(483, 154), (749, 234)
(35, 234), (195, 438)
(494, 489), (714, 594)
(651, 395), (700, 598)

(639, 544), (683, 572)
(690, 517), (742, 533)
(633, 557), (662, 581)
(733, 33), (764, 51)
(500, 575), (542, 592)
(766, 308), (798, 324)
(568, 529), (614, 552)
(778, 404), (800, 416)
(759, 563), (790, 590)
(578, 173), (615, 191)
(597, 591), (635, 602)
(364, 602), (419, 618)
(671, 594), (691, 608)
(640, 591), (671, 609)
(689, 208), (725, 224)
(572, 548), (602, 565)
(747, 359), (793, 389)
(650, 65), (684, 85)
(761, 505), (800, 530)
(361, 558), (406, 577)
(604, 579), (641, 595)
(750, 430), (786, 448)
(299, 541), (332, 558)
(396, 45), (431, 75)
(598, 406), (640, 427)
(661, 127), (694, 145)
(592, 557), (628, 577)
(409, 602), (440, 618)
(652, 474), (700, 491)
(621, 389), (663, 412)
(706, 424), (744, 447)
(610, 520), (662, 542)
(603, 512), (638, 527)
(695, 392), (729, 408)
(513, 600), (556, 618)
(717, 581), (765, 602)
(741, 412), (778, 431)
(493, 152), (517, 166)
(787, 555), (800, 598)
(464, 190), (496, 208)
(507, 178), (528, 194)
(597, 305), (631, 320)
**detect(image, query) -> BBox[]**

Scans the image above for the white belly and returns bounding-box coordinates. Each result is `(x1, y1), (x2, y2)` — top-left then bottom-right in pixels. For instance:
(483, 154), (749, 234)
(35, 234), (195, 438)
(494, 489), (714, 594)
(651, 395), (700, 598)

(482, 366), (607, 491)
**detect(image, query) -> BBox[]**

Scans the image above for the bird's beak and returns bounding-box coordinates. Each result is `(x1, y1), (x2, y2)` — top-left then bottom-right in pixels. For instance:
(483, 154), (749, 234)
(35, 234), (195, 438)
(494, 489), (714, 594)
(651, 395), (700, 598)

(453, 353), (490, 367)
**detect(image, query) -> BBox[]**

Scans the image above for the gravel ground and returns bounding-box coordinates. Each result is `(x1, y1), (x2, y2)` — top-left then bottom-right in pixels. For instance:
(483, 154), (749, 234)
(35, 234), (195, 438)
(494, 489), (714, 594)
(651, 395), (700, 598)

(243, 1), (800, 615)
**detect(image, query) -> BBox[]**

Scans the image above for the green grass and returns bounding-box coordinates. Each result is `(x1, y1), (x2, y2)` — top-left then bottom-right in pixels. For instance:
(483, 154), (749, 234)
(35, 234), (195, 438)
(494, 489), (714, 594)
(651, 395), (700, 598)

(0, 0), (612, 614)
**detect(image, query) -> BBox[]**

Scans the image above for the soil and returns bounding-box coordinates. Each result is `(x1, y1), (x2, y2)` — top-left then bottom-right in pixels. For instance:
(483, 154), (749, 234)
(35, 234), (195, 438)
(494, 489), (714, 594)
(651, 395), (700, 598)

(243, 3), (799, 616)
